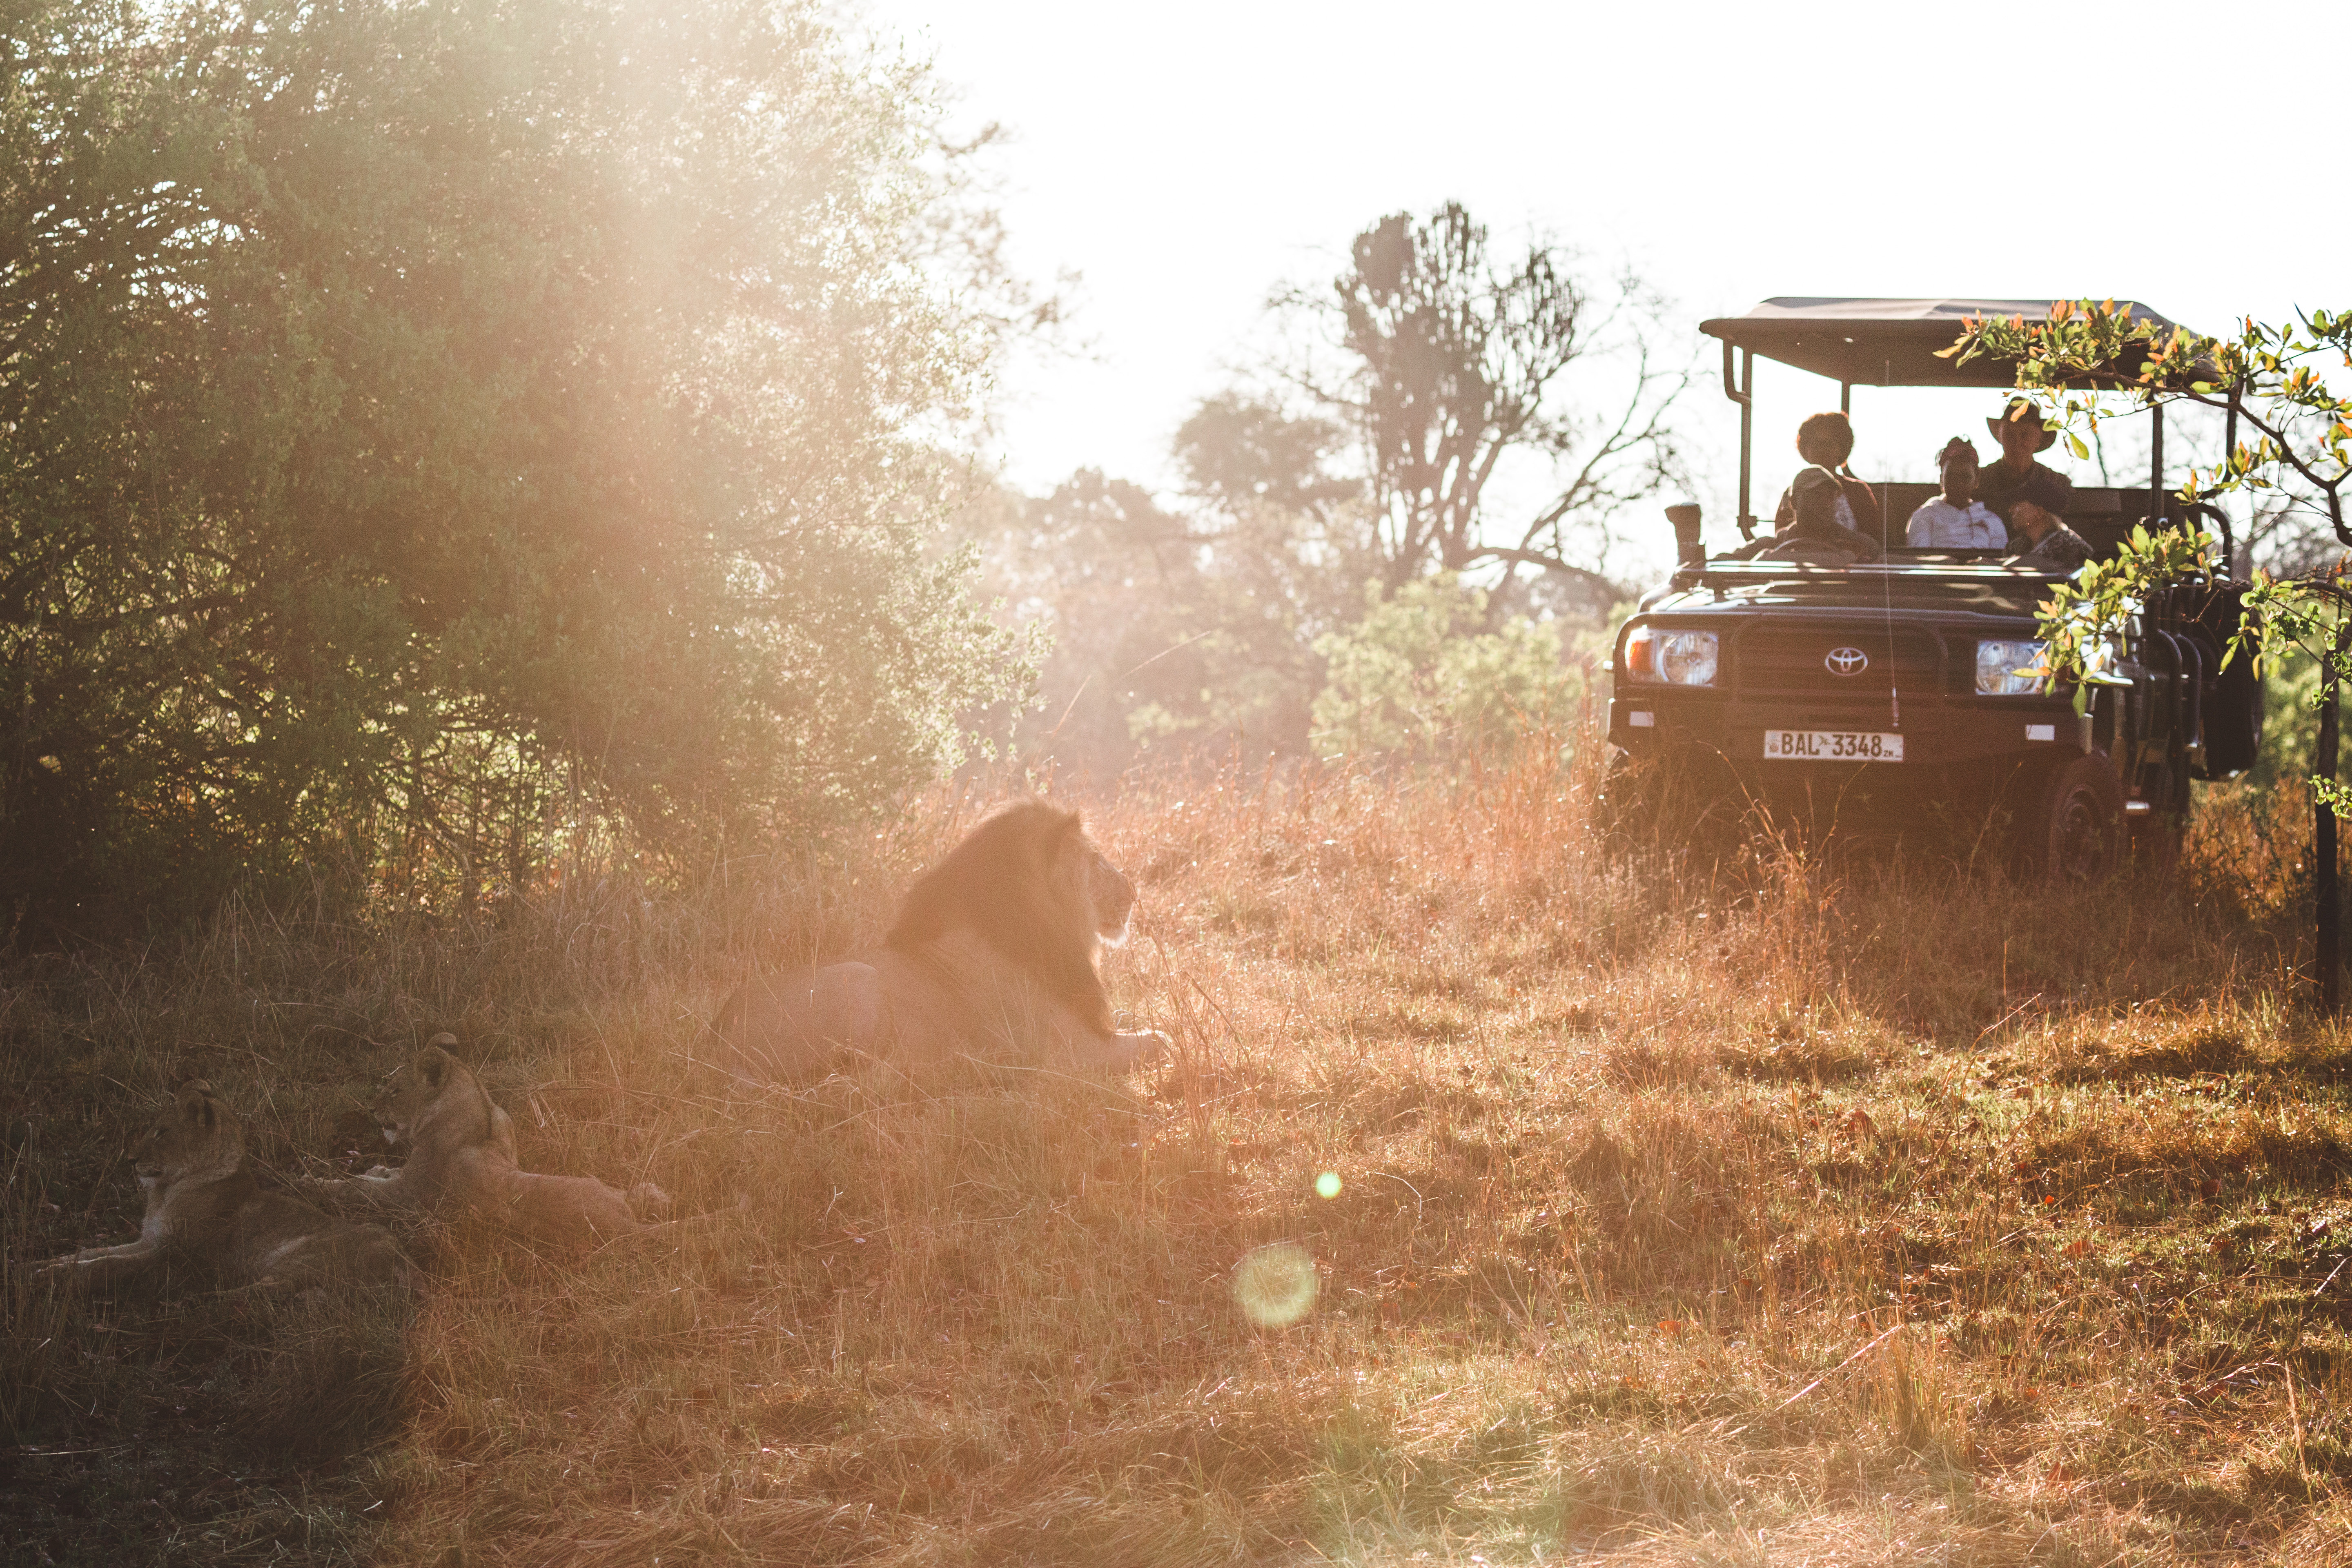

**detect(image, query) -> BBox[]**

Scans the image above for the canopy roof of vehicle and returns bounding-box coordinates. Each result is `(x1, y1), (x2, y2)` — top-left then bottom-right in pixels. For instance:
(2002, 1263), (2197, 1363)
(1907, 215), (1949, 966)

(1699, 298), (2196, 388)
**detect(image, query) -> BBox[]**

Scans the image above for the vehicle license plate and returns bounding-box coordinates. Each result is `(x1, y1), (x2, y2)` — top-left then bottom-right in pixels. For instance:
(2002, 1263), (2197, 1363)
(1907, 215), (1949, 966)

(1763, 729), (1904, 762)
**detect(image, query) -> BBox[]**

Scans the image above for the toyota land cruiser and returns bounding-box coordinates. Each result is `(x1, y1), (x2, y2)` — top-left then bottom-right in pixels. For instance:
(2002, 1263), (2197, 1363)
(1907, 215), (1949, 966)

(1605, 298), (2261, 878)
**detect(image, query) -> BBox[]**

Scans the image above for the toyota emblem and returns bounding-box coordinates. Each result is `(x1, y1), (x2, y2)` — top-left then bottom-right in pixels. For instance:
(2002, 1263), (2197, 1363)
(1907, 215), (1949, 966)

(1825, 646), (1869, 676)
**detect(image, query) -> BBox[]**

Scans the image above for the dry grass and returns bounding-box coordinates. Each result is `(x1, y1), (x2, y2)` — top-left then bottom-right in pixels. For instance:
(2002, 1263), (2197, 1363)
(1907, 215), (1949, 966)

(10, 745), (2352, 1564)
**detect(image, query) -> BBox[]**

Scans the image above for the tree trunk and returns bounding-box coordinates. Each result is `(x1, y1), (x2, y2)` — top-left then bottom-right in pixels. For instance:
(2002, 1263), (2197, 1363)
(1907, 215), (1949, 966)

(2321, 625), (2346, 1016)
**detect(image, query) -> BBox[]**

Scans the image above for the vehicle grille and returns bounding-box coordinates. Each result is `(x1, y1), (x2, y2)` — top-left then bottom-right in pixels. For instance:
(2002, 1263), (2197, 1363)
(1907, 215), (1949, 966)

(1733, 623), (1944, 698)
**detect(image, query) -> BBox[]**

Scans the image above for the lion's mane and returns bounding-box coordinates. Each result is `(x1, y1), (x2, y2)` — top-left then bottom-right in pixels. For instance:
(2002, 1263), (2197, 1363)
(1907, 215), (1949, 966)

(884, 801), (1113, 1033)
(711, 800), (1160, 1085)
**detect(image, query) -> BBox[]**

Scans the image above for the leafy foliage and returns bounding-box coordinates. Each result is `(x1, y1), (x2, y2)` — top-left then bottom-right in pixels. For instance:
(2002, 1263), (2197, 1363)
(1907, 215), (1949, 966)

(2029, 524), (2226, 712)
(1945, 300), (2352, 829)
(0, 0), (1029, 936)
(1948, 298), (2352, 543)
(1310, 576), (1588, 755)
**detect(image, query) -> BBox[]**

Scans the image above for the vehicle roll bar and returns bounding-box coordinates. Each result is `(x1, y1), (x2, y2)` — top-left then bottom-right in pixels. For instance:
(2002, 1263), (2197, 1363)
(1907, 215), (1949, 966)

(1720, 341), (1755, 541)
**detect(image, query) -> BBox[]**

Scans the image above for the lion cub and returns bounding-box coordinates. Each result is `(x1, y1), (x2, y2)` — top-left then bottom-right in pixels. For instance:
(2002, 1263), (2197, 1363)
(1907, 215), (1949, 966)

(307, 1036), (671, 1250)
(42, 1081), (407, 1295)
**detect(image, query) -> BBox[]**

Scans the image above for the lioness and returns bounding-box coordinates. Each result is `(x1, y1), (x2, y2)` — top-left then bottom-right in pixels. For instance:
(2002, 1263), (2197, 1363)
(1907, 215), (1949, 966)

(305, 1036), (673, 1250)
(713, 801), (1169, 1084)
(42, 1081), (406, 1295)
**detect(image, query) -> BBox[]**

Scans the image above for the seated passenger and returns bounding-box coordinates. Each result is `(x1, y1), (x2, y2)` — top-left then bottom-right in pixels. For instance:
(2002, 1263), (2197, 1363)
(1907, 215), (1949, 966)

(1770, 410), (1881, 560)
(2005, 471), (2094, 571)
(1905, 438), (2007, 549)
(1978, 397), (2074, 526)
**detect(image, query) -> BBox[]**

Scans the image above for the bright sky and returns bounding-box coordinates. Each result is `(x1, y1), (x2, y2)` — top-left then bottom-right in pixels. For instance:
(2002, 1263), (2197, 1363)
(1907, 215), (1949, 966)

(872, 0), (2344, 571)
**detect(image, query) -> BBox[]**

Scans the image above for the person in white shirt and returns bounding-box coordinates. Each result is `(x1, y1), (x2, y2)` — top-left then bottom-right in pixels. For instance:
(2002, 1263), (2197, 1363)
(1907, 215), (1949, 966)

(1906, 438), (2008, 550)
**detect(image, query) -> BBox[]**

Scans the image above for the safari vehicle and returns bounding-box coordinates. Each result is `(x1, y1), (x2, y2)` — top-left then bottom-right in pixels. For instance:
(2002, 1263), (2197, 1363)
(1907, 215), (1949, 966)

(1605, 298), (2262, 878)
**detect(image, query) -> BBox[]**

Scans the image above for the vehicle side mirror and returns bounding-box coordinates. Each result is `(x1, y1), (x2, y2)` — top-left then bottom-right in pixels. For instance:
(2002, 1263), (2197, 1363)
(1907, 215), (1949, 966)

(1666, 503), (1704, 565)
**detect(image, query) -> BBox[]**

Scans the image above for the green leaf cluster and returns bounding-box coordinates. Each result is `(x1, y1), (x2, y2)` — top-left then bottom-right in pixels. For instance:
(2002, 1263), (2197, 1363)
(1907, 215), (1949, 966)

(1310, 576), (1586, 756)
(1941, 300), (2352, 825)
(2031, 523), (2225, 709)
(1943, 297), (2352, 537)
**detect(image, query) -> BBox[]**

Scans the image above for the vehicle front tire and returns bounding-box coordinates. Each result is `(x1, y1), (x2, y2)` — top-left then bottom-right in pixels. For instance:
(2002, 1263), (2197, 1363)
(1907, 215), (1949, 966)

(2023, 753), (2127, 883)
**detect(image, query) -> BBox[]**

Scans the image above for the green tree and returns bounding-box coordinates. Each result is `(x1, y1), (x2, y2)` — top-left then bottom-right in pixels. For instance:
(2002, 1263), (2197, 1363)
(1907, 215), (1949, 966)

(1276, 202), (1685, 611)
(1310, 576), (1584, 756)
(0, 0), (1029, 935)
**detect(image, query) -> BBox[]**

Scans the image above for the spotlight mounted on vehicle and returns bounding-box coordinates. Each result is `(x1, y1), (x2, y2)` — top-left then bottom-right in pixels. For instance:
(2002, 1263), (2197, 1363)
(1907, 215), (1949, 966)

(1665, 503), (1704, 566)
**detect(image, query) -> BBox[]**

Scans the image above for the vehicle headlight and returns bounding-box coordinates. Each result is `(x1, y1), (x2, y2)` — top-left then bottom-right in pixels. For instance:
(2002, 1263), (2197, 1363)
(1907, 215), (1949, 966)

(1975, 639), (2048, 695)
(1624, 626), (1719, 686)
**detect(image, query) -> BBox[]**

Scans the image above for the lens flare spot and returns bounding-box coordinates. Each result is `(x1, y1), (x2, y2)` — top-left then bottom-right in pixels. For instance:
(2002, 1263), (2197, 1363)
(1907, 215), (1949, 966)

(1314, 1171), (1343, 1200)
(1232, 1242), (1317, 1327)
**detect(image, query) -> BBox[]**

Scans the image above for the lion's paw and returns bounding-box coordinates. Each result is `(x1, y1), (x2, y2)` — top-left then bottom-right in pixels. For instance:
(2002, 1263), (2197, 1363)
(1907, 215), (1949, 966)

(1109, 1030), (1170, 1070)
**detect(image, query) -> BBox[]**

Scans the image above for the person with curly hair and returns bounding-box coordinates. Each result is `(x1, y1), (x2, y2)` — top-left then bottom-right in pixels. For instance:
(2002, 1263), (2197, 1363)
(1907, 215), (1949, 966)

(1770, 410), (1881, 559)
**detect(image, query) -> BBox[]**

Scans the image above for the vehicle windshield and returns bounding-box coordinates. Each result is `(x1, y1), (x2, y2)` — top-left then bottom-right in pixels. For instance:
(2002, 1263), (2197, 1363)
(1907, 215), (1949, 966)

(1695, 298), (2226, 568)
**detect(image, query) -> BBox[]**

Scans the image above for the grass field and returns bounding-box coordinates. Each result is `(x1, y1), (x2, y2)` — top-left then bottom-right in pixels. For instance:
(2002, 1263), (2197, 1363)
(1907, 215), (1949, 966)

(9, 744), (2352, 1566)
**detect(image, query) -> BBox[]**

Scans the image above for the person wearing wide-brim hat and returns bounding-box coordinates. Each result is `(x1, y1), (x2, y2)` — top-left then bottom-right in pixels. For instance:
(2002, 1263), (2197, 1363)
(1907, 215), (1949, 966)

(1986, 397), (2060, 453)
(1977, 396), (2071, 525)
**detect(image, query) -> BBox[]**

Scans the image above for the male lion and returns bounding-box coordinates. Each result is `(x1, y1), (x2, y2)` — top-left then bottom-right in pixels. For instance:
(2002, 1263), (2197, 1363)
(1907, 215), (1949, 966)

(305, 1036), (673, 1250)
(712, 801), (1169, 1085)
(42, 1081), (407, 1295)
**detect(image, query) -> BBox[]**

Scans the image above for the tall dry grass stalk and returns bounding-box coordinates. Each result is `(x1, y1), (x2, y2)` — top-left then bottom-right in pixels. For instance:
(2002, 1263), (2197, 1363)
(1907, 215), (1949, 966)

(7, 739), (2352, 1564)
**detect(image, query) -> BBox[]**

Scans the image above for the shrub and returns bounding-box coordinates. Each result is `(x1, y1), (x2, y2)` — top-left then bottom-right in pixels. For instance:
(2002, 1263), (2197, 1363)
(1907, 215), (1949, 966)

(1311, 576), (1585, 755)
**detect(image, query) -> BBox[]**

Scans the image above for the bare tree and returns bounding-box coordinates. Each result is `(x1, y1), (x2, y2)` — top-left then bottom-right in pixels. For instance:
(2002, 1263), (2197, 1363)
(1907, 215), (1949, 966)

(1274, 203), (1686, 610)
